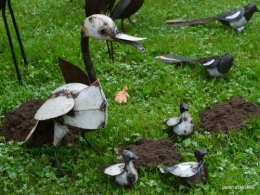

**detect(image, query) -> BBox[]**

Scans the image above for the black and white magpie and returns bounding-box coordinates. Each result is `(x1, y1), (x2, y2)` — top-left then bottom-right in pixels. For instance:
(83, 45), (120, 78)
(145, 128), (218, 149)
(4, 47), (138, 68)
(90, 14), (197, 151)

(166, 3), (260, 32)
(155, 53), (237, 77)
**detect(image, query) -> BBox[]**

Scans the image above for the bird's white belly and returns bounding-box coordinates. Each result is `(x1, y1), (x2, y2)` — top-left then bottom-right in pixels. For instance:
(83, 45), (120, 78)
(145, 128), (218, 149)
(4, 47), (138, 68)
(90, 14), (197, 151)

(230, 17), (247, 28)
(173, 122), (193, 136)
(207, 67), (224, 77)
(115, 171), (128, 186)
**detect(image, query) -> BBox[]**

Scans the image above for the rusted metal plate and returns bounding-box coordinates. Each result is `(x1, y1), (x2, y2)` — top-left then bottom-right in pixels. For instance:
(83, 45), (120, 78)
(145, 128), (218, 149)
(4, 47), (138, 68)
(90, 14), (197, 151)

(73, 84), (107, 111)
(63, 109), (107, 129)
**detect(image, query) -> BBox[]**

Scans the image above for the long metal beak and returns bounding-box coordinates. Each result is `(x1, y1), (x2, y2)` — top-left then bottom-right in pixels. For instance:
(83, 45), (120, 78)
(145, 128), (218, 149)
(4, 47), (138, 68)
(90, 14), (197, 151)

(113, 33), (146, 52)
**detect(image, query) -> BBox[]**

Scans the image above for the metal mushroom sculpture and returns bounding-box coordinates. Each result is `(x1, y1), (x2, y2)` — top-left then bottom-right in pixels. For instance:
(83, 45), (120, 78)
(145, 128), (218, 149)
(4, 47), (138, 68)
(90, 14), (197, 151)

(159, 149), (210, 185)
(104, 150), (139, 186)
(24, 14), (146, 177)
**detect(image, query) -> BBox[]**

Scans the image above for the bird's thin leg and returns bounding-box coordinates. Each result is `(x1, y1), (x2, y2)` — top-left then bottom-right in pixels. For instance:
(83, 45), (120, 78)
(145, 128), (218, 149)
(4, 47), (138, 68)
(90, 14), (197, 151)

(8, 0), (28, 66)
(2, 3), (22, 84)
(128, 17), (134, 26)
(53, 146), (64, 178)
(110, 41), (114, 63)
(106, 41), (111, 59)
(81, 130), (101, 155)
(121, 19), (125, 33)
(106, 41), (114, 63)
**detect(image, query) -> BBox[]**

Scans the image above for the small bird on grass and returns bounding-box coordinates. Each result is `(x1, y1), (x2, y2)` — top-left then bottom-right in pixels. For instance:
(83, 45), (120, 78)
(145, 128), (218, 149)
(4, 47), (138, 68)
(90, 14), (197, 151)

(159, 149), (210, 185)
(103, 150), (139, 186)
(164, 103), (194, 137)
(166, 3), (260, 32)
(155, 53), (237, 77)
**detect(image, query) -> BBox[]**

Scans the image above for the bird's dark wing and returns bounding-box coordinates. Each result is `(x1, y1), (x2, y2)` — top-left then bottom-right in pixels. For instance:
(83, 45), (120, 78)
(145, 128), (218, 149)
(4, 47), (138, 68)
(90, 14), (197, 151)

(99, 0), (116, 15)
(111, 0), (131, 20)
(216, 7), (245, 22)
(155, 54), (196, 64)
(105, 0), (116, 14)
(58, 57), (90, 85)
(197, 55), (222, 69)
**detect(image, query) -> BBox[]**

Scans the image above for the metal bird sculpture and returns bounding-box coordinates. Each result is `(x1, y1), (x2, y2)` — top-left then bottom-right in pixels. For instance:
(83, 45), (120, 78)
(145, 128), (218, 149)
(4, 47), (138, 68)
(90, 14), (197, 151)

(164, 103), (194, 137)
(24, 14), (146, 177)
(84, 0), (116, 61)
(103, 150), (139, 186)
(111, 0), (145, 32)
(155, 53), (237, 77)
(160, 149), (210, 185)
(166, 3), (260, 32)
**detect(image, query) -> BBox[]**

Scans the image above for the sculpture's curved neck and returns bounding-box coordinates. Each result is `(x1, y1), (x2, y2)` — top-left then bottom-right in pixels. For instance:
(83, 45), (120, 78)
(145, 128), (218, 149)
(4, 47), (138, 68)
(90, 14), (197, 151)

(81, 36), (97, 84)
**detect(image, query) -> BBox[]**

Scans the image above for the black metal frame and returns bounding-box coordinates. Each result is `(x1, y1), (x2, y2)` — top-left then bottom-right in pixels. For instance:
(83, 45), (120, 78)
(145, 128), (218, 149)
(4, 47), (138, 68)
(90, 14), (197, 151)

(1, 0), (27, 84)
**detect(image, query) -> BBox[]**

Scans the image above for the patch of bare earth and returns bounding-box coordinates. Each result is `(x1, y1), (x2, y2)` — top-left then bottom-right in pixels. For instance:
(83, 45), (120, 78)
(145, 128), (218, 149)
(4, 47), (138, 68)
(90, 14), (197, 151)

(199, 96), (260, 133)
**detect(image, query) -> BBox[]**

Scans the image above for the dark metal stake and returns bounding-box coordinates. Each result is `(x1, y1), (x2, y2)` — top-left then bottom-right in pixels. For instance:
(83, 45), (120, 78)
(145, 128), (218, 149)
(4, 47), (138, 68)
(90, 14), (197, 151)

(8, 0), (28, 66)
(81, 130), (101, 155)
(2, 2), (22, 84)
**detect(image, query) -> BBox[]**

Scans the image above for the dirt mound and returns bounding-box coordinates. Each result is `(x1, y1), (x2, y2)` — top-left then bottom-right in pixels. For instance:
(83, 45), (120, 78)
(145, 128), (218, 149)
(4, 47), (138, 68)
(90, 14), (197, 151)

(118, 138), (183, 169)
(1, 99), (182, 169)
(2, 96), (259, 169)
(0, 99), (79, 147)
(199, 96), (260, 133)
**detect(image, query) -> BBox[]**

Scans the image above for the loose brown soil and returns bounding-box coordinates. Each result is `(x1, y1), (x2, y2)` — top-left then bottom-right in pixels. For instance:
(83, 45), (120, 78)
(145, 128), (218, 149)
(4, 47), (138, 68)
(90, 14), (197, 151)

(0, 99), (183, 169)
(0, 99), (79, 147)
(1, 96), (260, 169)
(199, 96), (260, 133)
(118, 138), (183, 169)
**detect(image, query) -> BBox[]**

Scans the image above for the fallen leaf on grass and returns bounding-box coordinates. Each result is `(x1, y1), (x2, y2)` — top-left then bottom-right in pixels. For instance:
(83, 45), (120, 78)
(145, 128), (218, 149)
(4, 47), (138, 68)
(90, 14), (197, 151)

(114, 86), (130, 103)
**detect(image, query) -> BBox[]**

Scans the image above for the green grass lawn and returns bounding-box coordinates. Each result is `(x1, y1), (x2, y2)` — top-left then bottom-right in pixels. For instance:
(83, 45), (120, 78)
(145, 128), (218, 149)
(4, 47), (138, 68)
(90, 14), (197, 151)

(0, 0), (260, 194)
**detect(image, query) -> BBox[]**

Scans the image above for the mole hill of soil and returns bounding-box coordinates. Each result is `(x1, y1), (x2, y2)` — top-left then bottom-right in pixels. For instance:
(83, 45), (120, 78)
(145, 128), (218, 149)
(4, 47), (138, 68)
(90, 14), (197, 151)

(199, 96), (260, 133)
(0, 99), (183, 169)
(1, 96), (260, 169)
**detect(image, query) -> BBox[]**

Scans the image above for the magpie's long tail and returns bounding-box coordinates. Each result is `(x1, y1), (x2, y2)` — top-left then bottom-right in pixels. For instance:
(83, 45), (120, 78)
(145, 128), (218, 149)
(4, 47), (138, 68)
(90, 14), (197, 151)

(165, 17), (216, 27)
(155, 54), (196, 64)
